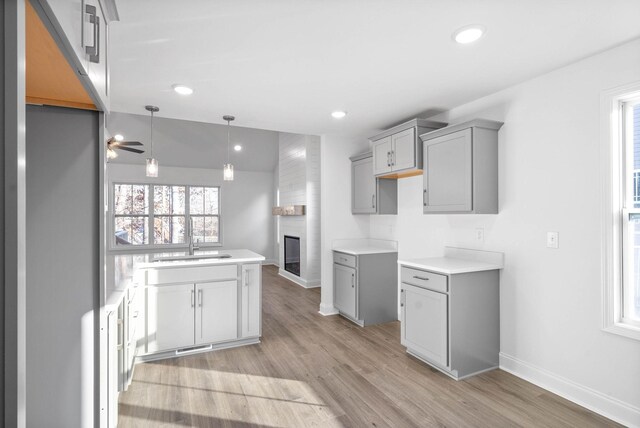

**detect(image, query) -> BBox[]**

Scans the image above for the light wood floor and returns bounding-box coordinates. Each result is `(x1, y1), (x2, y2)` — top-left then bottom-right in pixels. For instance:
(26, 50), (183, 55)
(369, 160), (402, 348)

(118, 265), (619, 427)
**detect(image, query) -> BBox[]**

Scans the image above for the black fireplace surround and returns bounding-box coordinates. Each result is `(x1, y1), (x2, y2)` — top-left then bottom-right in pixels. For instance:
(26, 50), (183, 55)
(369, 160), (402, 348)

(284, 235), (300, 276)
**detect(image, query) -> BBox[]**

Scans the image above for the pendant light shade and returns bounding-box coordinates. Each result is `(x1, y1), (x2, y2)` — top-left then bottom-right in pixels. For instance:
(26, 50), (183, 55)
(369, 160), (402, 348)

(223, 163), (234, 181)
(223, 115), (235, 181)
(146, 158), (159, 177)
(145, 105), (160, 177)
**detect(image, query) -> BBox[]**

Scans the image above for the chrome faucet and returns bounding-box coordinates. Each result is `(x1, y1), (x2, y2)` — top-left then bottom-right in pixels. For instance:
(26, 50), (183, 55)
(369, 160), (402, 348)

(188, 218), (200, 255)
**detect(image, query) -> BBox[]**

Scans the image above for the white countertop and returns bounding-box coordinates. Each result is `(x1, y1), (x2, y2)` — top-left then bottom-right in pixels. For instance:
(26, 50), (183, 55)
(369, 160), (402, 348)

(136, 249), (265, 269)
(105, 249), (265, 312)
(398, 257), (503, 275)
(332, 238), (397, 255)
(333, 246), (398, 255)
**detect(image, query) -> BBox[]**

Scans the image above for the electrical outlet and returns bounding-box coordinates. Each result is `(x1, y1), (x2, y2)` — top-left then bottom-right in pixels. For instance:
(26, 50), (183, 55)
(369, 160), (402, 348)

(475, 228), (484, 242)
(547, 231), (559, 249)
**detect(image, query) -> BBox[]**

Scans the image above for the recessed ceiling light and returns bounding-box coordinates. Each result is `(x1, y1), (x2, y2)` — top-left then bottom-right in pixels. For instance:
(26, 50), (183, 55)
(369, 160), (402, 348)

(234, 145), (242, 152)
(114, 134), (124, 142)
(453, 25), (485, 44)
(172, 84), (193, 95)
(331, 111), (347, 119)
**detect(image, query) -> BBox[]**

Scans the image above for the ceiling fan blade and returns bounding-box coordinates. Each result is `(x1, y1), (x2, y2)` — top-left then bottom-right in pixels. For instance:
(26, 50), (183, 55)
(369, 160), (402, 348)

(118, 141), (143, 146)
(117, 146), (145, 154)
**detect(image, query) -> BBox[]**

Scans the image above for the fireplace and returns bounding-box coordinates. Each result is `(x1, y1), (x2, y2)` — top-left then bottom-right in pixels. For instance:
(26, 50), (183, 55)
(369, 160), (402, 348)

(284, 235), (300, 276)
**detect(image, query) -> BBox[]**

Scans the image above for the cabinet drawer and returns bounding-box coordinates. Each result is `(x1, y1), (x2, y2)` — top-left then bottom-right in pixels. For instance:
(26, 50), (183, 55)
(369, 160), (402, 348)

(401, 267), (447, 293)
(333, 252), (357, 268)
(146, 264), (237, 285)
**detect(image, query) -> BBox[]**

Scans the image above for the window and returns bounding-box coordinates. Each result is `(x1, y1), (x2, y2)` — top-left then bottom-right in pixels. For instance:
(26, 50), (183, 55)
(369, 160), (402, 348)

(602, 82), (640, 340)
(112, 183), (221, 247)
(622, 98), (640, 326)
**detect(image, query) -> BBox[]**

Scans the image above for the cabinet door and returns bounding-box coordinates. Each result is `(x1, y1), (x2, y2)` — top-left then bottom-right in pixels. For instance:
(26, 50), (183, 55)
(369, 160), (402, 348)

(85, 0), (109, 109)
(391, 128), (417, 171)
(241, 264), (261, 338)
(372, 137), (393, 175)
(402, 284), (448, 367)
(352, 157), (376, 214)
(146, 284), (195, 353)
(37, 0), (89, 76)
(196, 281), (238, 345)
(334, 263), (357, 319)
(106, 311), (118, 428)
(423, 128), (472, 213)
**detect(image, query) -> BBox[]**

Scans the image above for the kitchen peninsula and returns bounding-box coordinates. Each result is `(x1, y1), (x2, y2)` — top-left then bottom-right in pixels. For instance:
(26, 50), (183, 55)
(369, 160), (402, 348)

(104, 249), (264, 405)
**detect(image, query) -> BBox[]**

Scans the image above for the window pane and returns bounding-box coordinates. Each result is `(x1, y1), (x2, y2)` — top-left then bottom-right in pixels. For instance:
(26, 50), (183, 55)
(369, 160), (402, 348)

(634, 104), (640, 208)
(114, 184), (132, 215)
(191, 216), (219, 243)
(204, 187), (219, 214)
(154, 185), (185, 215)
(154, 216), (185, 244)
(114, 216), (148, 245)
(190, 187), (204, 215)
(131, 185), (148, 214)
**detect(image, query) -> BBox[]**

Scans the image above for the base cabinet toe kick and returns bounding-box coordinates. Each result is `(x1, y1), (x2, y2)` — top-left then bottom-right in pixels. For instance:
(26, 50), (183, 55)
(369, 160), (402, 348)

(399, 263), (500, 380)
(138, 262), (263, 362)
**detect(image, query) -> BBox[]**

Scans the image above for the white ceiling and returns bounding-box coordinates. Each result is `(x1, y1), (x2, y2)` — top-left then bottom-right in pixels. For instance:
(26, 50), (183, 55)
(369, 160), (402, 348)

(109, 0), (640, 136)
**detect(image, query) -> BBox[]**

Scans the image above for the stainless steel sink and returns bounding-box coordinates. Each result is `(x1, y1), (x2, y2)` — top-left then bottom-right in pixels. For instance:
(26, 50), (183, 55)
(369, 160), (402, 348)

(153, 254), (232, 262)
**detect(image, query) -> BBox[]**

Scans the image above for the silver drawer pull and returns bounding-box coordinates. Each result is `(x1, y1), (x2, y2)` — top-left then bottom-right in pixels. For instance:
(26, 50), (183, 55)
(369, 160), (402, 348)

(413, 275), (430, 281)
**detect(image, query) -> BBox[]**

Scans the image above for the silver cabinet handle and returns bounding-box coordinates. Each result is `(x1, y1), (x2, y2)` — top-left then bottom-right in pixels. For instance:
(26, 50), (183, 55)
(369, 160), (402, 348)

(387, 151), (391, 167)
(392, 150), (395, 166)
(191, 289), (195, 308)
(372, 194), (375, 208)
(423, 189), (427, 206)
(351, 273), (355, 288)
(85, 5), (100, 63)
(198, 289), (202, 307)
(400, 303), (404, 307)
(413, 275), (430, 281)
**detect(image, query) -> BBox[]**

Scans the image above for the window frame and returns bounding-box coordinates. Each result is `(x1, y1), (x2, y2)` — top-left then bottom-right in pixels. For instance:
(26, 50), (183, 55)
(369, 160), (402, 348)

(109, 180), (222, 251)
(601, 82), (640, 341)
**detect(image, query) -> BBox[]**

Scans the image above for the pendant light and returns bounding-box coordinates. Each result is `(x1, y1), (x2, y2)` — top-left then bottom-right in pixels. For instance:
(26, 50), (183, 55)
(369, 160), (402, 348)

(145, 105), (160, 177)
(223, 115), (235, 181)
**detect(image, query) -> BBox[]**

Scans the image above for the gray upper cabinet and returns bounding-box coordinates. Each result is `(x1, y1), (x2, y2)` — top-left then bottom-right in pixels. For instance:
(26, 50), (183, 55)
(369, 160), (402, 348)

(32, 0), (118, 111)
(351, 152), (397, 215)
(370, 119), (447, 177)
(421, 119), (503, 214)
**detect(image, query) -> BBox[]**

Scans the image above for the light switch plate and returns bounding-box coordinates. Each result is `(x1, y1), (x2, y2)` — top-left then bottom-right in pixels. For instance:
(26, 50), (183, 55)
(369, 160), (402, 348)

(547, 231), (559, 249)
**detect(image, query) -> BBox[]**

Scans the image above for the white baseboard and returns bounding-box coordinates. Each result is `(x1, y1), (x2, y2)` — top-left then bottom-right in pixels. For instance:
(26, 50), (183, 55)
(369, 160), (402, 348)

(278, 269), (321, 288)
(499, 352), (640, 427)
(319, 303), (339, 316)
(262, 259), (278, 266)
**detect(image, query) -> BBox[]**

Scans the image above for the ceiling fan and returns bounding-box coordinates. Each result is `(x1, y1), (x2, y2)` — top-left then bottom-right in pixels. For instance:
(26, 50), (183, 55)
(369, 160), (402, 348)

(106, 135), (144, 159)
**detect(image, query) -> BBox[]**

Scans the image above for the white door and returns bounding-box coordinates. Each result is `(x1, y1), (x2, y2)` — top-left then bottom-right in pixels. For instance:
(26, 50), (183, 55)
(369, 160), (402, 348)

(391, 128), (416, 171)
(196, 281), (238, 344)
(334, 263), (357, 319)
(423, 128), (472, 212)
(402, 284), (448, 367)
(352, 157), (376, 214)
(146, 284), (195, 353)
(372, 137), (393, 175)
(241, 264), (261, 338)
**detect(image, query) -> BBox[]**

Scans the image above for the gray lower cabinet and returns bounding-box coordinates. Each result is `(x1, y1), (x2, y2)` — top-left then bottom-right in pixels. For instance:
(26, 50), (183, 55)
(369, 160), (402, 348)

(333, 251), (397, 326)
(420, 119), (503, 214)
(400, 264), (500, 380)
(351, 152), (397, 214)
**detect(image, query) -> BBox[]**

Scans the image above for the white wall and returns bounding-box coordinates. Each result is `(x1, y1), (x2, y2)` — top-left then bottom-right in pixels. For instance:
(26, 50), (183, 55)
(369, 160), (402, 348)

(367, 39), (640, 423)
(108, 164), (276, 262)
(319, 134), (370, 314)
(278, 132), (321, 286)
